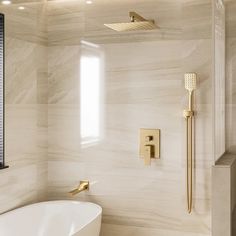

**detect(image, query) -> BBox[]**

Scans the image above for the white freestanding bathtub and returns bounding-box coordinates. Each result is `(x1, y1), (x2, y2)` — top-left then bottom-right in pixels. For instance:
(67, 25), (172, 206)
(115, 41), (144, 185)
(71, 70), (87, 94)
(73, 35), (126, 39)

(0, 200), (102, 236)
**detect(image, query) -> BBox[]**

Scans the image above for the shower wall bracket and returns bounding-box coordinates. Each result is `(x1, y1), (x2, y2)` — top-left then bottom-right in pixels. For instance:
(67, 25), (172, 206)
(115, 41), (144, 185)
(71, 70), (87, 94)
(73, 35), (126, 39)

(183, 110), (194, 118)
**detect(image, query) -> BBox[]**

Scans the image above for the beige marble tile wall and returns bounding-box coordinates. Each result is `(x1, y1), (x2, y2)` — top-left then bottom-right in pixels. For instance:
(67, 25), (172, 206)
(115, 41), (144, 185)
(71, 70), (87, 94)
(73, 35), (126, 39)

(0, 1), (48, 213)
(226, 0), (236, 153)
(47, 0), (214, 235)
(213, 0), (225, 161)
(212, 154), (236, 236)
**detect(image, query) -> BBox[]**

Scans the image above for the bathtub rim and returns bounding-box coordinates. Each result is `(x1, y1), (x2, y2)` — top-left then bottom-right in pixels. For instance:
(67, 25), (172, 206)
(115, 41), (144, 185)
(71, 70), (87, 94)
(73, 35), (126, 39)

(0, 200), (102, 235)
(0, 200), (102, 224)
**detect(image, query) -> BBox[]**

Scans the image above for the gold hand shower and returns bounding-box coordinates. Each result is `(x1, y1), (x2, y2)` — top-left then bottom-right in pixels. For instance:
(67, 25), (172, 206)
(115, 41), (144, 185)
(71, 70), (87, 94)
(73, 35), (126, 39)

(183, 73), (197, 213)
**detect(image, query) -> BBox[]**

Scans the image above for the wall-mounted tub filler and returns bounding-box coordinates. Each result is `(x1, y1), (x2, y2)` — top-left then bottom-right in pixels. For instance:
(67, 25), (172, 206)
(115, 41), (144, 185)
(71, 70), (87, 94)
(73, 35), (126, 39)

(183, 73), (197, 214)
(104, 11), (158, 32)
(69, 180), (90, 196)
(139, 129), (160, 165)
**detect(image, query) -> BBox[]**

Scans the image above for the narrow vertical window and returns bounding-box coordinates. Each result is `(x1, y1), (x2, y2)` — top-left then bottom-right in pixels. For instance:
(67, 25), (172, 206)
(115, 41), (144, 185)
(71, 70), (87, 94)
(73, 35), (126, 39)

(0, 14), (8, 169)
(80, 56), (100, 145)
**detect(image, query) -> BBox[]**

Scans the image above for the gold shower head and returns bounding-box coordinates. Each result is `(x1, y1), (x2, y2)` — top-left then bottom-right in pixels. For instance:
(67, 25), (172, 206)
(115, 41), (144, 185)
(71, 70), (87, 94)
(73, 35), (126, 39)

(104, 12), (158, 32)
(184, 73), (197, 92)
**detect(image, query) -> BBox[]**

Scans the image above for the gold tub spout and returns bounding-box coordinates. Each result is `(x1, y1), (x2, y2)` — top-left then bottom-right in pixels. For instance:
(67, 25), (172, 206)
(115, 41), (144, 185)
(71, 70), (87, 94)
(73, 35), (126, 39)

(69, 180), (89, 196)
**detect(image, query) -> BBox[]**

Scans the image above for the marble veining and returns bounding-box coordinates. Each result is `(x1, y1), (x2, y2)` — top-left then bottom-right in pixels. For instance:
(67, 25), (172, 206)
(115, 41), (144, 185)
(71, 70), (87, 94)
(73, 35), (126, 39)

(47, 0), (214, 233)
(0, 1), (48, 214)
(0, 1), (226, 236)
(226, 1), (236, 152)
(213, 0), (226, 161)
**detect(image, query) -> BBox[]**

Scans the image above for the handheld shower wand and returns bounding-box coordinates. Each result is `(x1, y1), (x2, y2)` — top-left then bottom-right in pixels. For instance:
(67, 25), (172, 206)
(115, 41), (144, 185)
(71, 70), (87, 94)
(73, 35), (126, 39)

(183, 73), (197, 213)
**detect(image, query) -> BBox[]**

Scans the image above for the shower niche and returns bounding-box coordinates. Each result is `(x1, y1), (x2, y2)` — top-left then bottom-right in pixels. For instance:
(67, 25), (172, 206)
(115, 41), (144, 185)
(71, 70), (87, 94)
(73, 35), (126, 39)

(0, 14), (8, 170)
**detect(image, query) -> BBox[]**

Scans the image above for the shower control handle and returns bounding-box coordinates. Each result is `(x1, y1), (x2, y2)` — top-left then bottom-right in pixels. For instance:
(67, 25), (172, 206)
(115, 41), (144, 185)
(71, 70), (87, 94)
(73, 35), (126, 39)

(144, 145), (152, 165)
(139, 129), (160, 166)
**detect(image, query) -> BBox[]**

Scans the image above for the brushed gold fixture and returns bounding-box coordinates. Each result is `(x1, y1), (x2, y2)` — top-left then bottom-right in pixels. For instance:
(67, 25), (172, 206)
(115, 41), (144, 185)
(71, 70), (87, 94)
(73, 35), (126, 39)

(140, 129), (160, 165)
(183, 73), (197, 214)
(69, 180), (89, 196)
(104, 11), (158, 32)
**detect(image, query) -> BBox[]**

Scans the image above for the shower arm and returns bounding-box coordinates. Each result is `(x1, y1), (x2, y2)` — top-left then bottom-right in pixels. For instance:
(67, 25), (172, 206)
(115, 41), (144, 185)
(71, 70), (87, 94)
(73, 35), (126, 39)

(129, 12), (147, 22)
